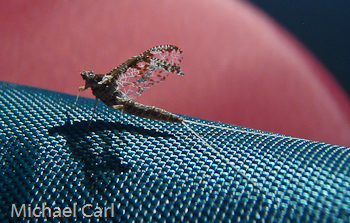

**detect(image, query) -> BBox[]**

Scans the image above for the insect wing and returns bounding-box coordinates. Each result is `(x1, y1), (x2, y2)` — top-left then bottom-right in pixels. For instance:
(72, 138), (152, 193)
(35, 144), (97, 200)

(147, 45), (184, 68)
(118, 45), (184, 99)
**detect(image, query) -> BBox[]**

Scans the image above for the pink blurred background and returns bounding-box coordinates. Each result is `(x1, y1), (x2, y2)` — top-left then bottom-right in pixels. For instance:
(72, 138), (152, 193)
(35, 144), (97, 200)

(1, 0), (350, 146)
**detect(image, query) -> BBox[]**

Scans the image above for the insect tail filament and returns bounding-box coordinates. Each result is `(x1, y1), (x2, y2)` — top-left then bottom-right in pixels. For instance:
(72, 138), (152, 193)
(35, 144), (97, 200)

(182, 120), (263, 193)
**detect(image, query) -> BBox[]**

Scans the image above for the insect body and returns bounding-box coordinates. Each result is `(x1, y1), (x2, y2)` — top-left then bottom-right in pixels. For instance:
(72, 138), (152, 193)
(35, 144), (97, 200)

(78, 45), (184, 123)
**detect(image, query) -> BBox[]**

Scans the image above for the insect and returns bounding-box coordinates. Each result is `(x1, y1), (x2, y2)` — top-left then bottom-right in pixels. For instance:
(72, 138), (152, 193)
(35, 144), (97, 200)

(77, 45), (184, 123)
(75, 45), (263, 194)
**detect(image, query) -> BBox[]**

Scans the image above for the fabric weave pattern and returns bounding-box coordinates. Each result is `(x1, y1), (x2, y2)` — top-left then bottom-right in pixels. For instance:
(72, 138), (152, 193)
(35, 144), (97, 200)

(0, 82), (349, 222)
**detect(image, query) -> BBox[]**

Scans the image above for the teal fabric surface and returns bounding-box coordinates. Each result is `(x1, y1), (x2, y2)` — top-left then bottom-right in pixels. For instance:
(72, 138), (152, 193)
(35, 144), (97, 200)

(0, 81), (349, 222)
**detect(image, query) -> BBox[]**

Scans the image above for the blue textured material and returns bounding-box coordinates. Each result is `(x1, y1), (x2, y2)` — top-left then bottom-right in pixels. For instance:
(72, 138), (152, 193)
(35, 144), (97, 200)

(0, 81), (350, 222)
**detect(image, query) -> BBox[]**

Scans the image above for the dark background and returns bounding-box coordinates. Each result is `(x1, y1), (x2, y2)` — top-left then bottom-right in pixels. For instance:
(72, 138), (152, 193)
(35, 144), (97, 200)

(249, 0), (350, 96)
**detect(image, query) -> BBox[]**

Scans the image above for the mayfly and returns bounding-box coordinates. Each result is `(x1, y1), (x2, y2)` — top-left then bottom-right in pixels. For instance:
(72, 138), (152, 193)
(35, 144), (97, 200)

(76, 45), (184, 123)
(75, 45), (263, 193)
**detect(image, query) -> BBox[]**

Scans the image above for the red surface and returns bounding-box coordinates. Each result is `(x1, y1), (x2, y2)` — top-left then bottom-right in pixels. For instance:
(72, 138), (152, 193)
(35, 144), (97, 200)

(1, 0), (350, 146)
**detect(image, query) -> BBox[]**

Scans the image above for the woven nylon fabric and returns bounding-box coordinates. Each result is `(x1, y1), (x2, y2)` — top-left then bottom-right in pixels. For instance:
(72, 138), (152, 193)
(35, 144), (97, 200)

(0, 81), (350, 222)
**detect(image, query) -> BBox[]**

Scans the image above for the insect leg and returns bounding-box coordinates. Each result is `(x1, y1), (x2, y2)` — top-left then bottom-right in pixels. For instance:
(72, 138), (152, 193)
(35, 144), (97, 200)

(112, 105), (126, 120)
(68, 86), (85, 124)
(73, 86), (85, 107)
(87, 98), (98, 129)
(98, 75), (113, 85)
(112, 105), (124, 111)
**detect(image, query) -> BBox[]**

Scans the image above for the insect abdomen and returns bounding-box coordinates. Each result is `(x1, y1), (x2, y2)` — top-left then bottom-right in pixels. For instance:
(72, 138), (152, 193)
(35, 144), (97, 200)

(120, 100), (183, 123)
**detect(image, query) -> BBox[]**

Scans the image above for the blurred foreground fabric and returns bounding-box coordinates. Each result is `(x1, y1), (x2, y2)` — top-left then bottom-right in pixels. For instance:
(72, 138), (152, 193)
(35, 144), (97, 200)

(0, 82), (350, 222)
